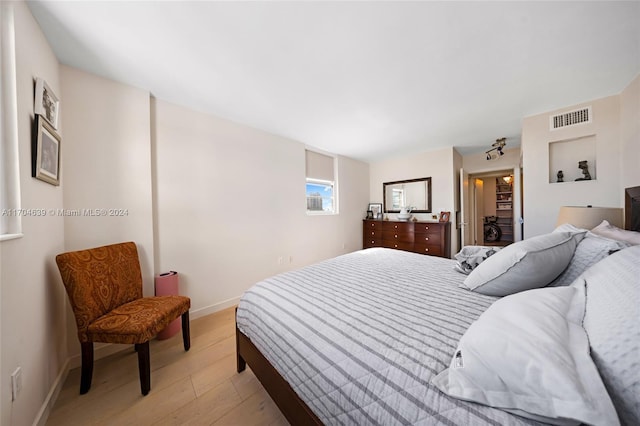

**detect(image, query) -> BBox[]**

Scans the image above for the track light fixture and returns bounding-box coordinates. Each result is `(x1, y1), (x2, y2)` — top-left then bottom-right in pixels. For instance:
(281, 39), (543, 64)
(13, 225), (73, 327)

(485, 137), (506, 160)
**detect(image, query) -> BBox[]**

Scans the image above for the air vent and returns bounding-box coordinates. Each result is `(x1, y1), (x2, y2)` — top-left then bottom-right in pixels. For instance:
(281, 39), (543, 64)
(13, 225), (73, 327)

(550, 107), (592, 130)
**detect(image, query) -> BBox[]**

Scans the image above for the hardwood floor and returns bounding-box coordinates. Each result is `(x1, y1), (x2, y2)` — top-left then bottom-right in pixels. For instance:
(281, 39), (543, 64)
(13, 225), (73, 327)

(46, 307), (289, 426)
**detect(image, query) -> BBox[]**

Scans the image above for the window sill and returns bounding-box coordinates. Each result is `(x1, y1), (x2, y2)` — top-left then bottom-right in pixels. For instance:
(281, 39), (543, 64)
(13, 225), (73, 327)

(0, 233), (23, 242)
(306, 211), (337, 216)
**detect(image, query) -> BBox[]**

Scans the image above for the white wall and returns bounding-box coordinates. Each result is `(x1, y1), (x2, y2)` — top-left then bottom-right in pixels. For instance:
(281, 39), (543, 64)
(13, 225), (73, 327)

(619, 74), (640, 191)
(152, 99), (370, 314)
(60, 66), (156, 360)
(0, 3), (66, 425)
(369, 147), (457, 257)
(522, 94), (623, 237)
(60, 66), (155, 292)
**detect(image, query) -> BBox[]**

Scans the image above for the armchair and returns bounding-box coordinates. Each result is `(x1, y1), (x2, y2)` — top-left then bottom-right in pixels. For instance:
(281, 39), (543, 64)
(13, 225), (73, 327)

(56, 242), (191, 395)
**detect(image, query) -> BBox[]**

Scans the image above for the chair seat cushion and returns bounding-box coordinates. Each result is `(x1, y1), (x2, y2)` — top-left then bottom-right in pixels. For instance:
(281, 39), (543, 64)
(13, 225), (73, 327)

(87, 296), (190, 344)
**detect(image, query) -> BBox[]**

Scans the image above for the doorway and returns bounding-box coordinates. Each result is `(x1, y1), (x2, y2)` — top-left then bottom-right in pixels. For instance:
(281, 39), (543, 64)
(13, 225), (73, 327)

(461, 168), (522, 247)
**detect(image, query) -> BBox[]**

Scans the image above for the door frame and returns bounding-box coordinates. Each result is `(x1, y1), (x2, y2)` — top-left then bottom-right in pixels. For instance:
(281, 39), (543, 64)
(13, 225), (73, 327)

(460, 166), (523, 247)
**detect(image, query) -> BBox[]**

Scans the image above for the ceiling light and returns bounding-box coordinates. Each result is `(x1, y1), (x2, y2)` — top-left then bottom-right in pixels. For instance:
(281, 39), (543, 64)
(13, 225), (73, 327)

(485, 137), (507, 160)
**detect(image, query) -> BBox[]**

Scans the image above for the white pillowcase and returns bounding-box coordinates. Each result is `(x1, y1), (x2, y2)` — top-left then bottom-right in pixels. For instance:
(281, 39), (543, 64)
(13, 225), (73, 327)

(591, 220), (640, 245)
(580, 245), (640, 426)
(549, 231), (631, 287)
(461, 231), (584, 296)
(431, 284), (620, 426)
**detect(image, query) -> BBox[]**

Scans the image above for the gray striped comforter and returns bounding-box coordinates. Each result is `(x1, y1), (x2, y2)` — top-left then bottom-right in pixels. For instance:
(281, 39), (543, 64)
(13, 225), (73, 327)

(237, 248), (540, 425)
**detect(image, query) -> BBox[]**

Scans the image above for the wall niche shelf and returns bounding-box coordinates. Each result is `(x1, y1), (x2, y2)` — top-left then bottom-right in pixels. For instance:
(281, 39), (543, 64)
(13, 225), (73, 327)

(548, 135), (596, 184)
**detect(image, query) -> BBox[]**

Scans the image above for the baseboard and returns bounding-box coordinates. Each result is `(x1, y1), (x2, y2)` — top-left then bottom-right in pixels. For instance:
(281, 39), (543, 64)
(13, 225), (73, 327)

(32, 358), (70, 426)
(190, 295), (242, 319)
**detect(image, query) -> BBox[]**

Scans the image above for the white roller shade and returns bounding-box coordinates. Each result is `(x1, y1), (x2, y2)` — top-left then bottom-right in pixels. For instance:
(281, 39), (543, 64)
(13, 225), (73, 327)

(306, 150), (334, 181)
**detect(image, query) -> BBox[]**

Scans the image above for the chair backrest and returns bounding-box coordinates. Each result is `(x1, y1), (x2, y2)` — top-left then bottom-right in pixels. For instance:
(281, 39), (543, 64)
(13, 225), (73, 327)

(56, 242), (143, 342)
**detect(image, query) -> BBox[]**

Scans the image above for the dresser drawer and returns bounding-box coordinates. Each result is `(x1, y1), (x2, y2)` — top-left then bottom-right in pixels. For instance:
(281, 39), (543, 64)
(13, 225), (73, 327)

(364, 220), (383, 230)
(383, 241), (414, 252)
(382, 230), (414, 243)
(413, 243), (442, 257)
(364, 238), (383, 249)
(414, 232), (442, 245)
(365, 228), (382, 240)
(383, 221), (413, 233)
(414, 223), (440, 234)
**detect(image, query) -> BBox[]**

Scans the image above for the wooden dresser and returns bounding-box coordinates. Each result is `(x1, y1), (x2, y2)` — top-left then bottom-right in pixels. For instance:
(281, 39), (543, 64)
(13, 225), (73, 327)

(362, 219), (451, 258)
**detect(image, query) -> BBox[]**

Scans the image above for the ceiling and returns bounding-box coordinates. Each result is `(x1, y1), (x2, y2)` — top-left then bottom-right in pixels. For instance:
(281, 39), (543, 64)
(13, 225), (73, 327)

(27, 1), (640, 162)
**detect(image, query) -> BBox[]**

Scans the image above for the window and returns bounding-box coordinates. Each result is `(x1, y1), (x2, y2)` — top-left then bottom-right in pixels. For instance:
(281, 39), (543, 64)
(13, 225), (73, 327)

(392, 189), (404, 210)
(1, 3), (23, 240)
(305, 149), (337, 214)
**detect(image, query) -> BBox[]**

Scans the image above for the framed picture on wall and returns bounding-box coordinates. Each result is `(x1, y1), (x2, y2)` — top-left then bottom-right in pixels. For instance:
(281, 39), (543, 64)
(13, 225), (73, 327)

(34, 77), (60, 130)
(368, 203), (382, 219)
(33, 115), (61, 186)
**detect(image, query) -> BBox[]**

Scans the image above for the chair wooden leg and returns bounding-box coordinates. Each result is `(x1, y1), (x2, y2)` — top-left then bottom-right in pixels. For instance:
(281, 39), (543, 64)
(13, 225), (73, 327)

(135, 342), (151, 396)
(182, 311), (191, 351)
(80, 342), (94, 394)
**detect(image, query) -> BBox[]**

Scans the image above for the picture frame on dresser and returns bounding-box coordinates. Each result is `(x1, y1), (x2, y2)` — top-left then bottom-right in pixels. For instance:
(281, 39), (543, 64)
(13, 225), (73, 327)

(368, 203), (382, 219)
(439, 211), (451, 223)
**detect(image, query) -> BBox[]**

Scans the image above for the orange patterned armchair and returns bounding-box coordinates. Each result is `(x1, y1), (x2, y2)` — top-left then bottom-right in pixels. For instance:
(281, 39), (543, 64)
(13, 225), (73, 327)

(56, 242), (191, 395)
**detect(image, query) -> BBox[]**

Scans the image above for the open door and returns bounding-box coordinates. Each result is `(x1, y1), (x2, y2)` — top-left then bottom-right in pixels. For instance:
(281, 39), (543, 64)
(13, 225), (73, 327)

(460, 168), (470, 247)
(512, 166), (523, 241)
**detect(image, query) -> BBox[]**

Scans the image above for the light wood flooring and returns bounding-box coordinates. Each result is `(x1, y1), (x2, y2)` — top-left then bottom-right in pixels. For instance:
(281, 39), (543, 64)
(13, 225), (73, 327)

(46, 307), (289, 426)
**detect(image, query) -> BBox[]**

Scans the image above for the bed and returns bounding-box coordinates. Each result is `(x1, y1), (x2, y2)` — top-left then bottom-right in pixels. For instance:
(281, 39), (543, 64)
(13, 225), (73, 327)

(235, 187), (640, 426)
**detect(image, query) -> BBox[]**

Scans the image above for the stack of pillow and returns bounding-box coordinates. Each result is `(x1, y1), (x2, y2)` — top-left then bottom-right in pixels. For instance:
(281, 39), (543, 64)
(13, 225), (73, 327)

(453, 219), (637, 296)
(435, 220), (640, 425)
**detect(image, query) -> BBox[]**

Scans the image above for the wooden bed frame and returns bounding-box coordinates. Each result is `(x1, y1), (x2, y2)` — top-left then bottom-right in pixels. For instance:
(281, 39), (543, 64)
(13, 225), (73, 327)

(235, 186), (640, 425)
(235, 313), (323, 425)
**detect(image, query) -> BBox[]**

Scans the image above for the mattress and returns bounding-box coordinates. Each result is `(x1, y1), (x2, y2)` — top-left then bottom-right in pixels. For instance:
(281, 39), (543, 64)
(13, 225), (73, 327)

(236, 248), (541, 425)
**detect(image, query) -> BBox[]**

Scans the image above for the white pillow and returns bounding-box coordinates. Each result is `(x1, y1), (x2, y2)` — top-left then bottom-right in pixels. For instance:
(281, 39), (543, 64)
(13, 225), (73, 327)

(580, 245), (640, 426)
(431, 285), (620, 426)
(549, 232), (631, 287)
(453, 246), (501, 275)
(591, 220), (640, 245)
(461, 231), (584, 296)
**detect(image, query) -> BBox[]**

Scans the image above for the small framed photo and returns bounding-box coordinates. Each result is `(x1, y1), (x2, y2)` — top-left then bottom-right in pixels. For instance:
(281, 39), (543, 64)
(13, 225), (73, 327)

(368, 203), (382, 219)
(439, 211), (451, 223)
(366, 210), (374, 219)
(33, 115), (61, 186)
(34, 78), (60, 130)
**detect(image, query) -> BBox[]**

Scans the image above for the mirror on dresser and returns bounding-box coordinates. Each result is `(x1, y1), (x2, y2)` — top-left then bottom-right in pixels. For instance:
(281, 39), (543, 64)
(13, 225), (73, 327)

(383, 177), (432, 213)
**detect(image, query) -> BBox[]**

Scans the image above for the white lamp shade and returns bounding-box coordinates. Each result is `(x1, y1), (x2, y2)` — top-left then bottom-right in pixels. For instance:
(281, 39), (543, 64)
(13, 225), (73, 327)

(556, 206), (623, 229)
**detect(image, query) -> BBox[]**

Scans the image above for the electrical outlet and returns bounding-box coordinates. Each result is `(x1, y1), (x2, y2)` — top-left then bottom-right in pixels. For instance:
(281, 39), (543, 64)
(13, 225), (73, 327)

(11, 367), (22, 401)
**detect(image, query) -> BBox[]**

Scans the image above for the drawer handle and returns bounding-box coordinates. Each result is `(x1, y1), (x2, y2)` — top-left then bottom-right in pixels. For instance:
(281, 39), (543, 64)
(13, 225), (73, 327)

(425, 237), (429, 241)
(394, 225), (398, 229)
(394, 244), (398, 248)
(425, 248), (429, 252)
(394, 234), (398, 238)
(371, 232), (375, 235)
(371, 240), (375, 244)
(425, 226), (429, 230)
